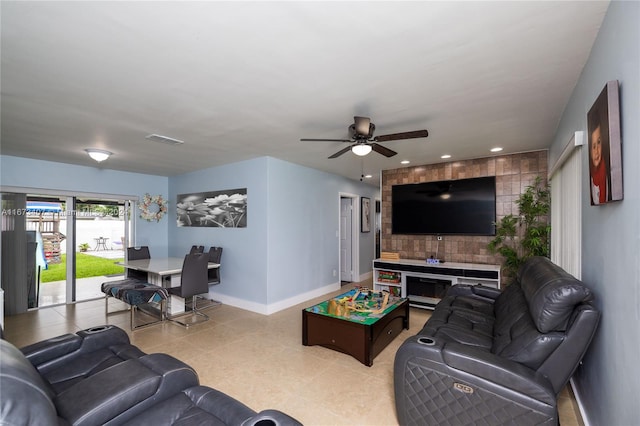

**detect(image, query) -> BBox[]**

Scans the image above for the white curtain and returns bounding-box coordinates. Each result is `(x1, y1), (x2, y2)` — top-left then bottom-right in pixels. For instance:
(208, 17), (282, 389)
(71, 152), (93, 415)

(550, 146), (582, 278)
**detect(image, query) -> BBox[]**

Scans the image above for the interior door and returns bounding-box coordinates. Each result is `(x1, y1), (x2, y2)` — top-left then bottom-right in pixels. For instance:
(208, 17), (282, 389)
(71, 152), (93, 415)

(340, 197), (353, 282)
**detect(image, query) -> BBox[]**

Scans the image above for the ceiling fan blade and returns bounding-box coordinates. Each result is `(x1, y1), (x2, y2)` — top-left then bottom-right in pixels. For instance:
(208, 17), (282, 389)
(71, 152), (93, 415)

(328, 145), (354, 159)
(371, 143), (397, 157)
(353, 116), (371, 136)
(375, 129), (429, 142)
(300, 138), (352, 142)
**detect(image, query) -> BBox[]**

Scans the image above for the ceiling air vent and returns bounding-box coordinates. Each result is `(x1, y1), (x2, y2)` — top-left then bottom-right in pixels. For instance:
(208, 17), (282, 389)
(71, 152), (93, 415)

(145, 134), (184, 146)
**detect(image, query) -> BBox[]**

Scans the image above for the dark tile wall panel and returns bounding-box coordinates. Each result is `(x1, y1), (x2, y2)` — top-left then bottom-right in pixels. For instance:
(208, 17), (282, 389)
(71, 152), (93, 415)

(381, 151), (548, 276)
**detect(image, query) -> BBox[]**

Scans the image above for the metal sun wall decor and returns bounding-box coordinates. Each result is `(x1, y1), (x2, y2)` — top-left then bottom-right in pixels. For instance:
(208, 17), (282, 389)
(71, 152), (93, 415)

(176, 188), (247, 228)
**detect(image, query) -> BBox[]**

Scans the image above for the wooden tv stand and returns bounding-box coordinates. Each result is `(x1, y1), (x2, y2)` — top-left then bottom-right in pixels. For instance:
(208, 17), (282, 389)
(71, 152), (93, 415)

(372, 258), (500, 310)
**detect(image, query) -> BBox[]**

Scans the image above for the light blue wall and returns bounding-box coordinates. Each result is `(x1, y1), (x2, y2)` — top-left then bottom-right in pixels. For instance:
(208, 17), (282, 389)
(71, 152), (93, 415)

(265, 157), (378, 304)
(549, 1), (639, 424)
(2, 153), (379, 312)
(168, 158), (270, 305)
(0, 155), (170, 254)
(168, 156), (378, 311)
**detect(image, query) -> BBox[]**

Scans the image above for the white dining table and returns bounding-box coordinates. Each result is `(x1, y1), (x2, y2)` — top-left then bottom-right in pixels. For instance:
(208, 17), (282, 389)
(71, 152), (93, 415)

(117, 257), (221, 315)
(116, 257), (220, 286)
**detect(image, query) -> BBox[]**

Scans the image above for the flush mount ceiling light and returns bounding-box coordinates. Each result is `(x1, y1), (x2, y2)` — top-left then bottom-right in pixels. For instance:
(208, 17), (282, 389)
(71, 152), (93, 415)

(85, 149), (112, 162)
(351, 144), (372, 156)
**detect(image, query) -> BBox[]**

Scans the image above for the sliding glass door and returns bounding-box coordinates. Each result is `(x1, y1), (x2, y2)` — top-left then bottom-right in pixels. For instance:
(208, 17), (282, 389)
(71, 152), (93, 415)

(1, 190), (136, 312)
(73, 198), (128, 303)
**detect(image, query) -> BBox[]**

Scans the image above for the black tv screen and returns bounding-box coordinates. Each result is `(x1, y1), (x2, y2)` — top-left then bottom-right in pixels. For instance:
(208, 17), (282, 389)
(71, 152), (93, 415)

(391, 176), (496, 235)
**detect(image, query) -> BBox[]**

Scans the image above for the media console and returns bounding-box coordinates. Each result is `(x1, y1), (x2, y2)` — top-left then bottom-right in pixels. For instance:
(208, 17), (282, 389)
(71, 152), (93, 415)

(372, 258), (501, 310)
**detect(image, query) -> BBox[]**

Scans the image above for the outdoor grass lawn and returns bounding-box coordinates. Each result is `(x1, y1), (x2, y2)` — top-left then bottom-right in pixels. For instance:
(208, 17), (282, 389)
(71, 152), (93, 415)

(40, 253), (125, 283)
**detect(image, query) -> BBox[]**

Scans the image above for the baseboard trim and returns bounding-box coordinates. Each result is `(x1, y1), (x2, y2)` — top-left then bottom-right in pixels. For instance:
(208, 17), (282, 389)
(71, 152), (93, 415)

(208, 281), (341, 315)
(358, 270), (373, 283)
(570, 377), (590, 426)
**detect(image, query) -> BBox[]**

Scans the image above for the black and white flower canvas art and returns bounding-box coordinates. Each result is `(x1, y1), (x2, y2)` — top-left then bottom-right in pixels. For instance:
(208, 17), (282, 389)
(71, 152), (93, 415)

(177, 188), (247, 227)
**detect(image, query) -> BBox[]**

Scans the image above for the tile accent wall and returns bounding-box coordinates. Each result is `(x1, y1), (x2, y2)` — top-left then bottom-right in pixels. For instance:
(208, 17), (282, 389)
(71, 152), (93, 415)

(381, 151), (548, 274)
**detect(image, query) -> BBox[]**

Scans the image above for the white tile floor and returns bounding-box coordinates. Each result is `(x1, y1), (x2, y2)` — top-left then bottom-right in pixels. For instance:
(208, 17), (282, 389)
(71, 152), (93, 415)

(4, 279), (583, 426)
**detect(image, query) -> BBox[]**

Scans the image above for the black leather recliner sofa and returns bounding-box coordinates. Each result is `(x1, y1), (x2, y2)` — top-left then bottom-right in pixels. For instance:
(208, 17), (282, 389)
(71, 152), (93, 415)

(1, 324), (302, 425)
(394, 256), (600, 425)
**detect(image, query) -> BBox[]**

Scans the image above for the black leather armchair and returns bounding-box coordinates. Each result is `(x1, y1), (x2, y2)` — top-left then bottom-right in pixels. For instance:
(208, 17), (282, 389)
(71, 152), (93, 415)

(394, 257), (600, 425)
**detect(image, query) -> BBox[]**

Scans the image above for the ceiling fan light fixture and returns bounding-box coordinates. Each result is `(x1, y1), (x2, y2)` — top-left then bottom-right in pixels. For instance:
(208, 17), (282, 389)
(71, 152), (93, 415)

(85, 148), (112, 162)
(351, 144), (372, 156)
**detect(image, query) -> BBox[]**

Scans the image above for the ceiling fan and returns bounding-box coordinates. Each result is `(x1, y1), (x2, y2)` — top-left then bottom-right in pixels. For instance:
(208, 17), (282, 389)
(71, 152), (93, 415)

(300, 116), (429, 159)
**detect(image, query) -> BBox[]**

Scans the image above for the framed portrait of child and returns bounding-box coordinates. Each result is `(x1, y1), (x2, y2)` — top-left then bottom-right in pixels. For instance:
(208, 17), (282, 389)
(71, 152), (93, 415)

(587, 80), (623, 205)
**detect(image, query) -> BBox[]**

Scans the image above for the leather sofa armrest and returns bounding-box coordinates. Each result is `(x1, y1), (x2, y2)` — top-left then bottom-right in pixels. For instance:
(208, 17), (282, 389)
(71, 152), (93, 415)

(242, 410), (304, 426)
(55, 354), (199, 426)
(22, 325), (132, 371)
(21, 333), (82, 367)
(395, 336), (555, 405)
(394, 336), (558, 425)
(75, 325), (131, 352)
(446, 284), (501, 301)
(442, 342), (556, 404)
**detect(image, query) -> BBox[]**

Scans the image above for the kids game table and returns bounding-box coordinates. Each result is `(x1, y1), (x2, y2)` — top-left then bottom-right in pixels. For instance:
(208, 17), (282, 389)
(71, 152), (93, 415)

(302, 288), (409, 366)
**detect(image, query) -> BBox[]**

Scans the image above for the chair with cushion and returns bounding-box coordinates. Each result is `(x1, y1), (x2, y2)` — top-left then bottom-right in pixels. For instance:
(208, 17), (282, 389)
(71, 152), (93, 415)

(102, 280), (168, 330)
(102, 245), (163, 329)
(168, 253), (210, 327)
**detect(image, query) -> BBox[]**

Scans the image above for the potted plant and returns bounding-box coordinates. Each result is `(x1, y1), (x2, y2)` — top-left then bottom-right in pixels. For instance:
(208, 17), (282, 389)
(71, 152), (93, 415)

(488, 176), (551, 281)
(78, 242), (90, 252)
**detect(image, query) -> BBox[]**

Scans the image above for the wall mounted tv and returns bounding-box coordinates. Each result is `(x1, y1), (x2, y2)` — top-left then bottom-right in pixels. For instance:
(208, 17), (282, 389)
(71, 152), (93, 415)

(391, 176), (496, 235)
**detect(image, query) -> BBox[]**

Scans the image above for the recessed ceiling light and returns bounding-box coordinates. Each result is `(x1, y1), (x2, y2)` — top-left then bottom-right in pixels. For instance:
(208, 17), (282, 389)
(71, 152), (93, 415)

(490, 147), (503, 152)
(364, 174), (373, 179)
(441, 154), (451, 159)
(85, 148), (112, 162)
(400, 160), (410, 164)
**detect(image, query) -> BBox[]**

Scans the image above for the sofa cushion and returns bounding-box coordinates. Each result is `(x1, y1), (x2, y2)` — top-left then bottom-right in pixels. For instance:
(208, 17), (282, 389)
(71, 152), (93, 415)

(518, 257), (593, 333)
(420, 306), (494, 338)
(121, 386), (257, 425)
(44, 344), (148, 393)
(54, 353), (200, 426)
(492, 308), (565, 369)
(436, 294), (495, 316)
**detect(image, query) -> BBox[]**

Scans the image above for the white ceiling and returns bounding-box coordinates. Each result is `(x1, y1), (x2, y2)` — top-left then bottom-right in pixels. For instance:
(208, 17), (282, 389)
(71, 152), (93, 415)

(1, 1), (609, 185)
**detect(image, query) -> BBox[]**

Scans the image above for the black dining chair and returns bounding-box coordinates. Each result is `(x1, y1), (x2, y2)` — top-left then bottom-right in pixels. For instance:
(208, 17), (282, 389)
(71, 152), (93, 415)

(207, 247), (223, 285)
(206, 247), (223, 307)
(168, 253), (210, 327)
(126, 246), (150, 280)
(189, 245), (205, 254)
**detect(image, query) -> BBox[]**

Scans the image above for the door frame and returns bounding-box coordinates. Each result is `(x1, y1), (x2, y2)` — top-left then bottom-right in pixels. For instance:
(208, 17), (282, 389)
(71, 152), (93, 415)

(338, 192), (359, 283)
(1, 186), (138, 307)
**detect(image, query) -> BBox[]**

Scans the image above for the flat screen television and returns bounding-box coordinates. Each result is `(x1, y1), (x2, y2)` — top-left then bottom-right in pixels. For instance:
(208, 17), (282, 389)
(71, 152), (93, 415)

(391, 176), (496, 235)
